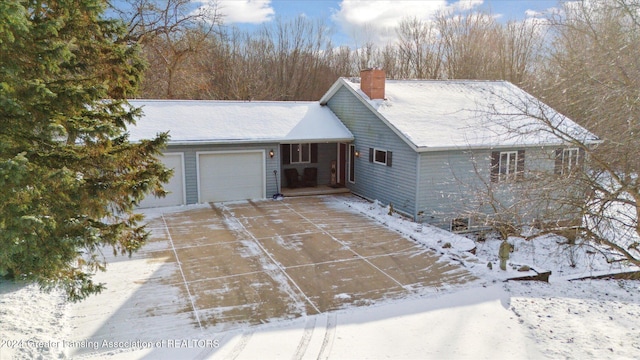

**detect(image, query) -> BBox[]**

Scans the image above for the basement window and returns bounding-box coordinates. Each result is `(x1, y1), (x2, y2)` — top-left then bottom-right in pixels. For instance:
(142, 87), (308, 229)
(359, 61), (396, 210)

(451, 218), (470, 232)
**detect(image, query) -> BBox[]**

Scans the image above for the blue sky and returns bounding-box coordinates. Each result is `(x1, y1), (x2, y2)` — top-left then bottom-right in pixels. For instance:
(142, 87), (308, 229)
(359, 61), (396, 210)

(210, 0), (560, 46)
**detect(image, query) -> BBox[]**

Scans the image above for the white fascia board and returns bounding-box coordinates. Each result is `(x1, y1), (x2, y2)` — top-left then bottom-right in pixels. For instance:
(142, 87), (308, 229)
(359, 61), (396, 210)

(415, 138), (603, 153)
(165, 137), (355, 146)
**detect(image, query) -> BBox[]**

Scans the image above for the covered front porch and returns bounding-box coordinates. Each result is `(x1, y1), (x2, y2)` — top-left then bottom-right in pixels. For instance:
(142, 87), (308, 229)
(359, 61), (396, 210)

(278, 142), (353, 195)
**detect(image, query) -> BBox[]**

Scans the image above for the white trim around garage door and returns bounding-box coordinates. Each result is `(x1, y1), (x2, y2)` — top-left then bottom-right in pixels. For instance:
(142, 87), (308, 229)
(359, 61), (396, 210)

(196, 149), (267, 203)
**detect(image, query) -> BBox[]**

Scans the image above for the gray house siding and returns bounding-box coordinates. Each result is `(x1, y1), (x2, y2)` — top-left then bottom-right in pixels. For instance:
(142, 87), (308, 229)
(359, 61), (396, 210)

(417, 150), (474, 228)
(164, 143), (280, 204)
(417, 146), (568, 229)
(325, 87), (418, 217)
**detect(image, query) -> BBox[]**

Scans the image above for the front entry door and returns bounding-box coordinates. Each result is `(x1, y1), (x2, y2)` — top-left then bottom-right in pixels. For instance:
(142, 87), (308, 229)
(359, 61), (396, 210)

(337, 143), (347, 186)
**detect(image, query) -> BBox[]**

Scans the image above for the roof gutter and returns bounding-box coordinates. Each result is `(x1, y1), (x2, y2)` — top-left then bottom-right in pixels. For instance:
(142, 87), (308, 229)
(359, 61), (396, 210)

(161, 137), (355, 147)
(415, 138), (603, 153)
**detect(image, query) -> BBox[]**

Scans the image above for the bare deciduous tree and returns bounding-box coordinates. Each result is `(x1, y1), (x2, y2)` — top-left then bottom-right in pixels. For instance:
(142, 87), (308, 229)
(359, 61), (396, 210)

(110, 0), (223, 98)
(224, 16), (339, 101)
(432, 9), (544, 84)
(530, 0), (640, 265)
(498, 19), (546, 86)
(469, 0), (640, 265)
(395, 16), (443, 79)
(437, 11), (503, 79)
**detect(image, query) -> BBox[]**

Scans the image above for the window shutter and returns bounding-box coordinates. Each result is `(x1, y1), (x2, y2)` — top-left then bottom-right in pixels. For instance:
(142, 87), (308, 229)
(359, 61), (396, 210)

(386, 151), (392, 167)
(311, 143), (318, 163)
(282, 144), (290, 165)
(554, 149), (563, 175)
(490, 151), (500, 182)
(517, 150), (525, 180)
(369, 148), (374, 163)
(578, 148), (586, 169)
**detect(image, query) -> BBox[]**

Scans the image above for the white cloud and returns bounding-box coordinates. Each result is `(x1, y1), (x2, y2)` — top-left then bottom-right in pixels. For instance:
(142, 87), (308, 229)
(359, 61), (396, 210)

(525, 9), (542, 17)
(449, 0), (484, 12)
(332, 0), (484, 45)
(213, 0), (275, 24)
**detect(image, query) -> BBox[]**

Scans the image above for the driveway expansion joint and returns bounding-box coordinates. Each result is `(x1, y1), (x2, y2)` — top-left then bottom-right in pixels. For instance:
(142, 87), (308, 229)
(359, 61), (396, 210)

(282, 202), (411, 292)
(161, 214), (204, 331)
(147, 196), (474, 330)
(218, 204), (323, 315)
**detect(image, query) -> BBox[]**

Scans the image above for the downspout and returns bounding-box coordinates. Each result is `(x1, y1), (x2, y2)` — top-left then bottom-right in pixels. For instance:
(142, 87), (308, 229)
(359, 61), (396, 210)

(414, 153), (421, 222)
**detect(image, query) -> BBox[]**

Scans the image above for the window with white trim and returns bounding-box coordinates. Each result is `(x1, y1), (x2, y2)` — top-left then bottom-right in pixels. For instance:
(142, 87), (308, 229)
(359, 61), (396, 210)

(374, 149), (387, 164)
(491, 150), (525, 182)
(368, 148), (393, 167)
(555, 148), (581, 175)
(500, 151), (518, 181)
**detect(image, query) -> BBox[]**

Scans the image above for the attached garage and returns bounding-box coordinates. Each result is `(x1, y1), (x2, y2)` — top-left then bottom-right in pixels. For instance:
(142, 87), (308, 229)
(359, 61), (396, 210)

(198, 151), (265, 203)
(138, 153), (185, 208)
(126, 100), (353, 207)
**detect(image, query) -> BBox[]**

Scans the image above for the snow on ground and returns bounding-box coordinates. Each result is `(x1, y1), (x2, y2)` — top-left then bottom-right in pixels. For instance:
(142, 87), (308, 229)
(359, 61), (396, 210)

(1, 195), (639, 359)
(0, 282), (69, 360)
(506, 280), (640, 359)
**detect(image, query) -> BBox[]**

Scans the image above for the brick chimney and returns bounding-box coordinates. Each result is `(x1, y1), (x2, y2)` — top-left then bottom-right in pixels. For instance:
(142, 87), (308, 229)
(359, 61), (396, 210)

(360, 68), (385, 100)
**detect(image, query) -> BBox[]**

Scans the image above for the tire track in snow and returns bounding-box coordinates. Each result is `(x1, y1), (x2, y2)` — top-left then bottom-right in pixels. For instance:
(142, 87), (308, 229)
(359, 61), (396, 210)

(194, 332), (230, 360)
(161, 214), (203, 331)
(224, 330), (254, 360)
(292, 316), (317, 360)
(317, 312), (337, 360)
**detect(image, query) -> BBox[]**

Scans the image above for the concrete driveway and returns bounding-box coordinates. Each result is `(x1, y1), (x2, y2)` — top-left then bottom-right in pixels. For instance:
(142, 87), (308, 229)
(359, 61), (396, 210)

(142, 195), (474, 330)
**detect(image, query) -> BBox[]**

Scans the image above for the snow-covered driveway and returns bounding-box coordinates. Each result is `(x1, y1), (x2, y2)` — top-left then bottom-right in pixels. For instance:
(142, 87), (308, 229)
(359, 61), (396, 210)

(6, 195), (637, 359)
(64, 195), (475, 358)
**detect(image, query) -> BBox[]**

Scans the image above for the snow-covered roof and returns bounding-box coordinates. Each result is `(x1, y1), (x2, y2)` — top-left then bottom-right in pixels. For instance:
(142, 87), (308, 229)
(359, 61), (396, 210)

(126, 100), (354, 145)
(321, 78), (598, 151)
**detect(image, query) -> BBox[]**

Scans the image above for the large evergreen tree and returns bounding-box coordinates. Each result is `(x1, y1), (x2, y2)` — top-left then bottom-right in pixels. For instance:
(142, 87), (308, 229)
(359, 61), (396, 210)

(0, 0), (170, 301)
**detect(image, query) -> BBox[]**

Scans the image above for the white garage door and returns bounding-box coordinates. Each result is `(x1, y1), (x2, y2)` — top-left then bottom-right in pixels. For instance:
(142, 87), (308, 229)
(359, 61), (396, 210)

(198, 151), (265, 203)
(138, 153), (185, 208)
